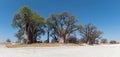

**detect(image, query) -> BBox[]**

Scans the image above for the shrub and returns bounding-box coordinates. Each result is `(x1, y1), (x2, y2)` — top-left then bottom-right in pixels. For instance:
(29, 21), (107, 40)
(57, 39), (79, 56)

(51, 38), (58, 43)
(78, 38), (86, 43)
(37, 40), (43, 43)
(101, 39), (108, 44)
(6, 38), (11, 43)
(110, 40), (117, 44)
(67, 36), (78, 44)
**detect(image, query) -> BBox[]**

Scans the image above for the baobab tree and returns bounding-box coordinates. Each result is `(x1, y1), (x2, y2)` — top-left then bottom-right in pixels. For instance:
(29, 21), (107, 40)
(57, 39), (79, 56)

(46, 12), (80, 43)
(12, 6), (45, 44)
(79, 24), (102, 45)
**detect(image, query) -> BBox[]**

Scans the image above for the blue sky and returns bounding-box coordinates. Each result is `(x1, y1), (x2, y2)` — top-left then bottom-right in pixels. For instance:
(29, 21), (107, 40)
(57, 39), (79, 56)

(0, 0), (120, 42)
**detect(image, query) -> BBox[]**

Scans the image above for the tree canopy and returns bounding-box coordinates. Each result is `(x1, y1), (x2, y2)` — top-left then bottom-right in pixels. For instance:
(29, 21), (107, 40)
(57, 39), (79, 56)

(11, 6), (104, 45)
(46, 12), (80, 43)
(79, 24), (102, 44)
(12, 6), (45, 44)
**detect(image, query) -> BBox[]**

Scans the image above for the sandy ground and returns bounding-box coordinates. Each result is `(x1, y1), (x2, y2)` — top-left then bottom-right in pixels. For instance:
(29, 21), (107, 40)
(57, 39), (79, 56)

(0, 44), (120, 57)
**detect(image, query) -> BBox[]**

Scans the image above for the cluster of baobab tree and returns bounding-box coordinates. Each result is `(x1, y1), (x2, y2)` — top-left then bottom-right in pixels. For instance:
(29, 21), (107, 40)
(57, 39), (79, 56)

(12, 6), (102, 45)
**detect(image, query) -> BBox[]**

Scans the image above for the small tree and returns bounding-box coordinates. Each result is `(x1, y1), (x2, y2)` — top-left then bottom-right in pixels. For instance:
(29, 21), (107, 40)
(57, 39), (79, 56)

(6, 39), (11, 43)
(110, 40), (117, 44)
(67, 35), (78, 44)
(101, 38), (108, 44)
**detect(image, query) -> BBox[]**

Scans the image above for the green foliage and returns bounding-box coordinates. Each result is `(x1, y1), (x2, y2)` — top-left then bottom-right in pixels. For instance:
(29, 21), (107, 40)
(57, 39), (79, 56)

(12, 6), (45, 44)
(31, 12), (44, 25)
(12, 6), (44, 28)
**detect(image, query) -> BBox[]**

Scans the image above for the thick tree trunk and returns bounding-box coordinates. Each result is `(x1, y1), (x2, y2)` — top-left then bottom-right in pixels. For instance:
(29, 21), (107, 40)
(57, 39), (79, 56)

(24, 24), (33, 44)
(65, 34), (69, 43)
(24, 30), (29, 44)
(24, 24), (31, 44)
(87, 41), (90, 44)
(29, 31), (33, 44)
(59, 36), (64, 43)
(59, 34), (69, 43)
(86, 38), (90, 45)
(33, 35), (37, 43)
